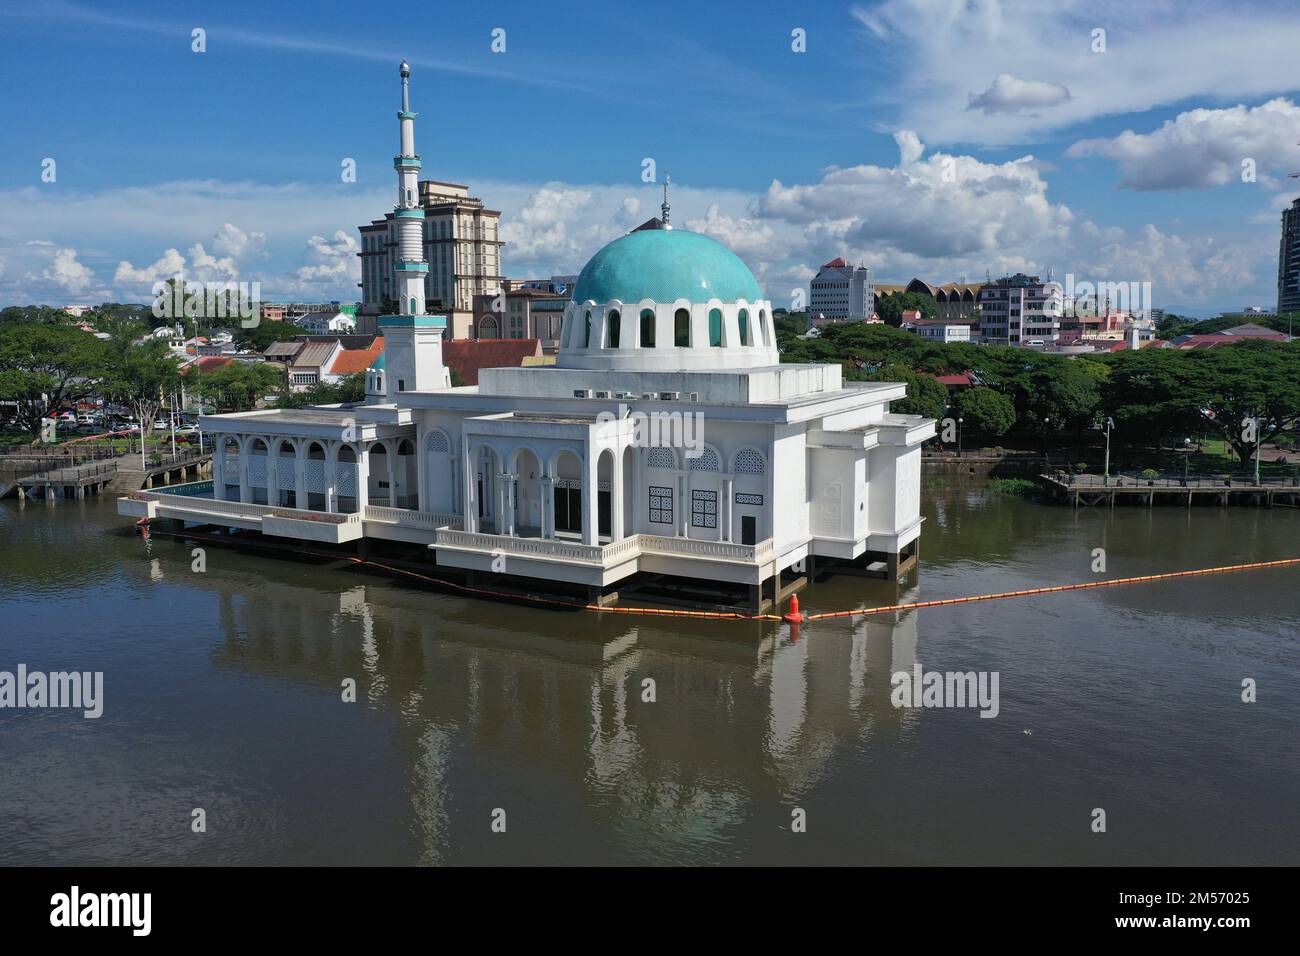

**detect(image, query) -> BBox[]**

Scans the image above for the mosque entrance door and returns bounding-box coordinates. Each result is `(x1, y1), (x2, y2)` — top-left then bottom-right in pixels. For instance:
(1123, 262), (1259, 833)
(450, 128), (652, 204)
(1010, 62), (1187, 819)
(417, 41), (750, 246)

(554, 481), (582, 535)
(598, 489), (611, 538)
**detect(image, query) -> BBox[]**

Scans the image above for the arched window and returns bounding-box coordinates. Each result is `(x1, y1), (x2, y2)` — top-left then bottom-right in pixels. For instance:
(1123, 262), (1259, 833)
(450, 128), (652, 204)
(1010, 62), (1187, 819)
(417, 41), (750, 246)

(734, 448), (765, 475)
(739, 309), (750, 346)
(689, 446), (720, 471)
(584, 310), (592, 348)
(409, 297), (417, 314)
(425, 430), (450, 454)
(607, 310), (621, 348)
(708, 308), (723, 347)
(759, 309), (769, 346)
(640, 309), (655, 347)
(646, 446), (676, 469)
(674, 308), (690, 348)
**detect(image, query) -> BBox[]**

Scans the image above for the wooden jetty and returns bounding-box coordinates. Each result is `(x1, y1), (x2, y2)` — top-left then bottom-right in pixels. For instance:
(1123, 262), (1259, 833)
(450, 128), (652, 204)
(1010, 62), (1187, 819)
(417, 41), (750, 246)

(1041, 471), (1300, 508)
(4, 450), (212, 500)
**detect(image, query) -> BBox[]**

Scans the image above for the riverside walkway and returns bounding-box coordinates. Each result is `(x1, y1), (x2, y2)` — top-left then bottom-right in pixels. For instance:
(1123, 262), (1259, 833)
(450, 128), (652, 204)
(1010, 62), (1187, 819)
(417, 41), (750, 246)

(1041, 471), (1300, 508)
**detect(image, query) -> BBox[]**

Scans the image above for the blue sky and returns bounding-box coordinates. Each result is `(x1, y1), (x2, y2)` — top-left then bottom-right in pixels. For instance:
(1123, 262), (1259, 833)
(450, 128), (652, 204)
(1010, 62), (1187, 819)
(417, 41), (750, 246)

(3, 0), (1300, 316)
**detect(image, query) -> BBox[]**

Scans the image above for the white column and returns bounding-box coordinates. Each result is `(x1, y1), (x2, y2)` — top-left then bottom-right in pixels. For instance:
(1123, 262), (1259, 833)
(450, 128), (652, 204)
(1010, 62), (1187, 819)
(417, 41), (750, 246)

(502, 473), (516, 536)
(213, 434), (226, 501)
(238, 436), (250, 503)
(463, 449), (477, 532)
(417, 435), (426, 513)
(721, 478), (732, 542)
(611, 450), (624, 541)
(295, 442), (308, 510)
(678, 471), (689, 538)
(582, 450), (598, 545)
(355, 445), (370, 511)
(541, 476), (554, 539)
(325, 443), (338, 513)
(450, 455), (460, 517)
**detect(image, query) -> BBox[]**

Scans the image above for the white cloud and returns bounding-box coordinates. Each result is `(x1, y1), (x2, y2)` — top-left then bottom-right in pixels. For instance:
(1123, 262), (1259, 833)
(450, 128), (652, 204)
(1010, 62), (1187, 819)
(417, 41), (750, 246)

(0, 147), (1278, 315)
(0, 241), (111, 304)
(852, 0), (1300, 145)
(757, 132), (1073, 262)
(277, 231), (361, 298)
(967, 73), (1071, 114)
(1067, 98), (1300, 190)
(499, 187), (602, 264)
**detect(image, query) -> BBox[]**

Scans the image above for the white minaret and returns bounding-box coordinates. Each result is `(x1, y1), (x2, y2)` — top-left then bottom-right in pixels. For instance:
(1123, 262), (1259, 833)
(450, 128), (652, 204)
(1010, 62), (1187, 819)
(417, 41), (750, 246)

(379, 61), (451, 398)
(393, 59), (427, 316)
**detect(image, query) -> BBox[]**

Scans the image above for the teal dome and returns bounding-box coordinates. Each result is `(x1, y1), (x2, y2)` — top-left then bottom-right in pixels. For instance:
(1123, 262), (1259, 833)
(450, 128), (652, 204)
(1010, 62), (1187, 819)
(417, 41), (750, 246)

(573, 229), (762, 305)
(371, 352), (386, 370)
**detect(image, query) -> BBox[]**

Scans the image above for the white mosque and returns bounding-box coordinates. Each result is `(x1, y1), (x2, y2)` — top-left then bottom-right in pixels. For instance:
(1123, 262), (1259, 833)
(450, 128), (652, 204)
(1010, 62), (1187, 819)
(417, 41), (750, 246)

(120, 63), (933, 611)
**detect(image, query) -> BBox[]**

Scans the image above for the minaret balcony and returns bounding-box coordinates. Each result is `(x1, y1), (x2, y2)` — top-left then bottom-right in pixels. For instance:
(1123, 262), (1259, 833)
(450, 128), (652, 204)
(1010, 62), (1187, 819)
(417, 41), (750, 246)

(394, 262), (428, 272)
(394, 155), (422, 169)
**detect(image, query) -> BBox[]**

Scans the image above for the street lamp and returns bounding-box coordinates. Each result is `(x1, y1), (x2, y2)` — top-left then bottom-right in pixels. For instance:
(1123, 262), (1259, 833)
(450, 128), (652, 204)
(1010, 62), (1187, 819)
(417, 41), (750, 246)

(957, 416), (964, 457)
(1041, 416), (1051, 461)
(1254, 416), (1263, 486)
(1102, 416), (1115, 487)
(1182, 436), (1191, 485)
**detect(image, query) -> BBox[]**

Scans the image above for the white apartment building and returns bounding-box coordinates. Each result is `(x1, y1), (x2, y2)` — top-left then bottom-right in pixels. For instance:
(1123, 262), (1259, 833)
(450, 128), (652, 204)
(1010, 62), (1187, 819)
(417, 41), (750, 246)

(978, 274), (1063, 345)
(905, 319), (973, 344)
(810, 258), (874, 327)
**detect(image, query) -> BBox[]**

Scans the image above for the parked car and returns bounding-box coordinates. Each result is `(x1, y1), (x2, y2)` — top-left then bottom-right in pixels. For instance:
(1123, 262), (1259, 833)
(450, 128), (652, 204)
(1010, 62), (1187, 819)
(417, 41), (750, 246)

(174, 424), (200, 437)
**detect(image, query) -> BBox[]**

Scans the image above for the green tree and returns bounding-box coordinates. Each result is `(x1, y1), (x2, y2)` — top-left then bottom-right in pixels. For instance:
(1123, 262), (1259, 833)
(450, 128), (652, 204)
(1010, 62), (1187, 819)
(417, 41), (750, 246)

(273, 373), (368, 409)
(102, 335), (183, 441)
(955, 386), (1016, 438)
(865, 363), (947, 420)
(190, 361), (283, 412)
(0, 323), (112, 437)
(1184, 342), (1300, 463)
(233, 320), (304, 353)
(0, 305), (74, 326)
(876, 292), (938, 328)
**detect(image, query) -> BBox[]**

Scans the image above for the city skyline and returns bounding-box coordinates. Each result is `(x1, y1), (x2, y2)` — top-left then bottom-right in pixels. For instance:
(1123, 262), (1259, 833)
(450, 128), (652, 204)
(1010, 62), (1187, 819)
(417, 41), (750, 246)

(3, 0), (1300, 316)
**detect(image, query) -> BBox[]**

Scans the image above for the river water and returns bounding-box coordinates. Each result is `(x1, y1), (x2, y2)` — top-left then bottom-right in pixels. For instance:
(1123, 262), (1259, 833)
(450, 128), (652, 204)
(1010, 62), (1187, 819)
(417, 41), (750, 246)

(1, 478), (1296, 865)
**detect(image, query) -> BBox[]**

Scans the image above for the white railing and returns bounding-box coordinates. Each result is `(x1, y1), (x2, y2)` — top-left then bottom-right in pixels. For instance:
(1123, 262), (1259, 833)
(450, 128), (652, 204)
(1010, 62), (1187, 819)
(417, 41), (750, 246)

(435, 529), (609, 564)
(431, 529), (770, 567)
(146, 493), (270, 519)
(365, 506), (463, 530)
(638, 534), (772, 563)
(144, 491), (361, 524)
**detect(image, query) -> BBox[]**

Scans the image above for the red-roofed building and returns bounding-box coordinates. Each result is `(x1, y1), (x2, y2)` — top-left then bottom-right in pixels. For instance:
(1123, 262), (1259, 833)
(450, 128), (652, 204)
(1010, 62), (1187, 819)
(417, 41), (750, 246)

(186, 356), (234, 374)
(441, 338), (543, 386)
(1171, 324), (1289, 349)
(325, 337), (386, 380)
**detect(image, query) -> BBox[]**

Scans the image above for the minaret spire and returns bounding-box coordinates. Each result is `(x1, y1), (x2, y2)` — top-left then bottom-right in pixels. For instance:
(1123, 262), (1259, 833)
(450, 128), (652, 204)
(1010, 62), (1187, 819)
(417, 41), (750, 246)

(392, 60), (428, 317)
(661, 174), (672, 228)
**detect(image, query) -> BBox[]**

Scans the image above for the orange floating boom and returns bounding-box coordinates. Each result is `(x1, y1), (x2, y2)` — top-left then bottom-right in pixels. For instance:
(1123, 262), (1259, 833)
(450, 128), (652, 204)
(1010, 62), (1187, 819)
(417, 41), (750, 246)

(135, 522), (1297, 625)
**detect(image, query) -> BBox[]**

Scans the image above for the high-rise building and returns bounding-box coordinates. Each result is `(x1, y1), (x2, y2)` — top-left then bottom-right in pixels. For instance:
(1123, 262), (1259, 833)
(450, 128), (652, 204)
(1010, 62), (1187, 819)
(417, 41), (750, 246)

(809, 258), (873, 327)
(978, 273), (1063, 346)
(1277, 198), (1300, 316)
(356, 75), (504, 339)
